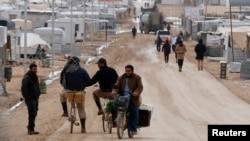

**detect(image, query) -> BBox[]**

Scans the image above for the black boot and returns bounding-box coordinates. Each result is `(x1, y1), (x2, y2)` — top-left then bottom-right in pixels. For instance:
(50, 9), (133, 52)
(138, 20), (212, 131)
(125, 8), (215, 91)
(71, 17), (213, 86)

(61, 102), (68, 117)
(80, 119), (86, 133)
(28, 127), (39, 135)
(95, 99), (104, 115)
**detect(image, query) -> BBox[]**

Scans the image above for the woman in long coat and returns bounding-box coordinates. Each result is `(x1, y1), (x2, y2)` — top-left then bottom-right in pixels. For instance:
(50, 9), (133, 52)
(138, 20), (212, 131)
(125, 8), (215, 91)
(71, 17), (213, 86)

(194, 39), (206, 71)
(175, 40), (187, 72)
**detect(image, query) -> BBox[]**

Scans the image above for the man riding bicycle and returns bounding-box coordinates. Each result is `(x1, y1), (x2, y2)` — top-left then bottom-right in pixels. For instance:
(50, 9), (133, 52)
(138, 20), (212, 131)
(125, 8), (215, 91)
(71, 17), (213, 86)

(86, 58), (118, 115)
(112, 64), (143, 136)
(60, 56), (90, 133)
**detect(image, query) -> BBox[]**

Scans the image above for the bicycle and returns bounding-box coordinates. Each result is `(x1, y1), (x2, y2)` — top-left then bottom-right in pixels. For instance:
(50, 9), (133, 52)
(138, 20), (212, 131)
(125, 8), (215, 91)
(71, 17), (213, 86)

(102, 97), (114, 134)
(67, 91), (82, 133)
(114, 94), (131, 139)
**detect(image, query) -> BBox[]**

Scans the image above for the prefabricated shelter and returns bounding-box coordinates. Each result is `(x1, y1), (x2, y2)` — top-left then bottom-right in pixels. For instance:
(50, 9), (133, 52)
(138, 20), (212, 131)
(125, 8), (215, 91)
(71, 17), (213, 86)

(229, 0), (250, 6)
(181, 0), (226, 6)
(11, 19), (33, 30)
(46, 17), (85, 44)
(239, 32), (250, 79)
(0, 9), (59, 28)
(216, 26), (250, 63)
(46, 16), (109, 44)
(161, 0), (182, 5)
(0, 16), (15, 30)
(34, 27), (65, 53)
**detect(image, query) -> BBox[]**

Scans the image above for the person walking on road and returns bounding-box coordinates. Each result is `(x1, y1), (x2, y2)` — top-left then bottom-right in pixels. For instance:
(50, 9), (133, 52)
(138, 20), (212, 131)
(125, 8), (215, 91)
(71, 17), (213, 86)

(171, 34), (177, 61)
(60, 56), (91, 133)
(86, 58), (118, 115)
(132, 26), (137, 39)
(175, 40), (187, 72)
(112, 64), (143, 136)
(195, 39), (206, 71)
(174, 34), (182, 63)
(21, 63), (40, 135)
(156, 35), (162, 52)
(162, 37), (171, 64)
(167, 24), (171, 32)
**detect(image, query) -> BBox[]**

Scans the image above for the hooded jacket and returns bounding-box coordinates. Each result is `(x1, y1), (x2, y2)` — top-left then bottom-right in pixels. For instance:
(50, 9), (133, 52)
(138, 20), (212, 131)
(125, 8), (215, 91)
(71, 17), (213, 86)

(175, 41), (187, 59)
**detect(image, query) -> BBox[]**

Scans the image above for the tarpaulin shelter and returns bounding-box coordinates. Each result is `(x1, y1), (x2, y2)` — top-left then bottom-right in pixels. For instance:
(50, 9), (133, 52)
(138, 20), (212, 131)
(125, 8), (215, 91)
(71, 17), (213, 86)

(19, 32), (50, 54)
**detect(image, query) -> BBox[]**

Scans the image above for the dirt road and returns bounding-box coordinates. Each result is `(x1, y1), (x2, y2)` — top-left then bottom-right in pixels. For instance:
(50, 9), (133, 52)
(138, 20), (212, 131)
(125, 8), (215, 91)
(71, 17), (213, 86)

(1, 28), (250, 141)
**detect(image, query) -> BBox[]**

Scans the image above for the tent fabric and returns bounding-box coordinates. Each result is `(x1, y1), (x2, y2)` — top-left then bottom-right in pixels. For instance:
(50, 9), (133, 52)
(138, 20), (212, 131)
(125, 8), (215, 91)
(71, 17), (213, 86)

(20, 32), (50, 48)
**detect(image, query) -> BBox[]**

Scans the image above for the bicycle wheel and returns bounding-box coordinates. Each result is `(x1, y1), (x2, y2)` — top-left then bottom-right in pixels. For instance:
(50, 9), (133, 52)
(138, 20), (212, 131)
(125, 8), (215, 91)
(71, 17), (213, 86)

(117, 113), (125, 139)
(70, 103), (76, 133)
(70, 112), (74, 133)
(107, 114), (113, 134)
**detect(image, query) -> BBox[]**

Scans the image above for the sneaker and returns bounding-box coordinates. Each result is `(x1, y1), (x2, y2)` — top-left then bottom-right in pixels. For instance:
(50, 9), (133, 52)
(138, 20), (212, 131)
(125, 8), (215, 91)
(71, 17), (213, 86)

(130, 131), (137, 136)
(97, 109), (104, 115)
(28, 130), (39, 135)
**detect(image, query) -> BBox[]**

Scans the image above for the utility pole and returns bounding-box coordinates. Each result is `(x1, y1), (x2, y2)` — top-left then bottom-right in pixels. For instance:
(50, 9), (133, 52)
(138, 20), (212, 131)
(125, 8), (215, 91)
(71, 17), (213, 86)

(82, 0), (86, 47)
(70, 0), (73, 55)
(24, 0), (28, 73)
(52, 0), (55, 65)
(229, 0), (234, 62)
(91, 0), (93, 46)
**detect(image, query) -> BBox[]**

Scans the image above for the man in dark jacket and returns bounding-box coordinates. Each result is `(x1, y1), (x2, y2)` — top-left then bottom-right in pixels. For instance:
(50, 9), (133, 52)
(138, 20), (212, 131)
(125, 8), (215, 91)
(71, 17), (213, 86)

(60, 56), (90, 133)
(132, 26), (137, 39)
(86, 58), (118, 115)
(162, 37), (171, 64)
(156, 35), (162, 52)
(21, 63), (40, 135)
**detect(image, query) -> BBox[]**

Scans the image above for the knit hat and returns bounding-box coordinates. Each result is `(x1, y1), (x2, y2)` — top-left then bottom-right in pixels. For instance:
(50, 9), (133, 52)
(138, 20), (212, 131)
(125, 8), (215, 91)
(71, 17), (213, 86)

(69, 56), (80, 65)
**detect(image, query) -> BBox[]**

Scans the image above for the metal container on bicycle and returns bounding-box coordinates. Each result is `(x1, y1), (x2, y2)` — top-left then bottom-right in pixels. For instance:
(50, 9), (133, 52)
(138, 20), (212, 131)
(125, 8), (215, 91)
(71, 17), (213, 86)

(115, 95), (130, 111)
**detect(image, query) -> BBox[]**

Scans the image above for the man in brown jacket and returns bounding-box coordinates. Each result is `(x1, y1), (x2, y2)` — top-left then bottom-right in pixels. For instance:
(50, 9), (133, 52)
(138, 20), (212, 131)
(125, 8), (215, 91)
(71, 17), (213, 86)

(175, 40), (187, 72)
(113, 64), (143, 136)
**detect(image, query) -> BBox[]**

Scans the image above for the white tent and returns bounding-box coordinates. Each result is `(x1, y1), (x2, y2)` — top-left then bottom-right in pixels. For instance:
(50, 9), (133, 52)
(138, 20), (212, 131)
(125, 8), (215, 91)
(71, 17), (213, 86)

(19, 32), (50, 54)
(20, 32), (49, 47)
